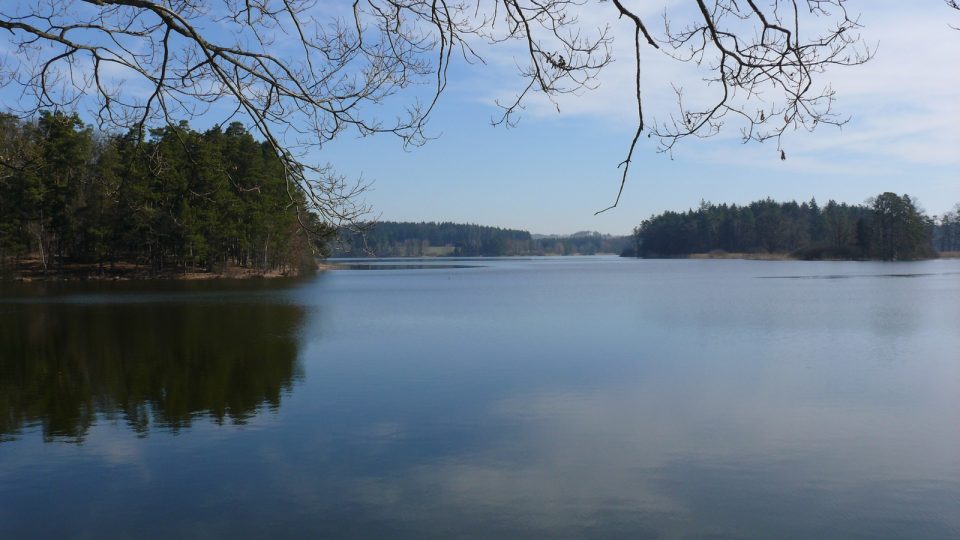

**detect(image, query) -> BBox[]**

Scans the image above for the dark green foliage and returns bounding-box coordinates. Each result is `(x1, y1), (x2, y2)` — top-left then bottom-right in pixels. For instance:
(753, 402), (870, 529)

(533, 232), (631, 256)
(933, 204), (960, 253)
(334, 222), (629, 257)
(632, 194), (939, 260)
(0, 112), (330, 276)
(338, 221), (533, 257)
(868, 193), (936, 260)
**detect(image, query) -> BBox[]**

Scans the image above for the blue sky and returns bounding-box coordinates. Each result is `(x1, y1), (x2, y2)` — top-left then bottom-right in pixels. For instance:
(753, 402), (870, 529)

(318, 1), (959, 235)
(2, 1), (957, 235)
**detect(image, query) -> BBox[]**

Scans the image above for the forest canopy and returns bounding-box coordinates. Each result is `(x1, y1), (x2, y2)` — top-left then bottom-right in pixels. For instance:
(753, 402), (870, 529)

(334, 222), (629, 257)
(629, 194), (947, 261)
(0, 111), (328, 277)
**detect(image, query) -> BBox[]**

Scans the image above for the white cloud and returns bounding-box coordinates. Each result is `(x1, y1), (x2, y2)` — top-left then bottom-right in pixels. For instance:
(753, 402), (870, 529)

(473, 2), (960, 171)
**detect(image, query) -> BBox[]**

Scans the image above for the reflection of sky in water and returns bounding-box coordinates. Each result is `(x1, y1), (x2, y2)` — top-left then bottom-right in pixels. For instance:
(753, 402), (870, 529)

(2, 258), (960, 538)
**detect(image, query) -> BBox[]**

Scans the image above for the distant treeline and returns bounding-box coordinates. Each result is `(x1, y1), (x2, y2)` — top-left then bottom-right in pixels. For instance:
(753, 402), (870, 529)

(934, 206), (960, 253)
(0, 111), (327, 277)
(334, 221), (629, 257)
(628, 193), (951, 260)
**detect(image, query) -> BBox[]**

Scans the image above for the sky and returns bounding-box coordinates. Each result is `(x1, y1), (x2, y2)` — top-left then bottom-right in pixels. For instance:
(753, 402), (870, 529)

(2, 1), (957, 235)
(317, 1), (960, 235)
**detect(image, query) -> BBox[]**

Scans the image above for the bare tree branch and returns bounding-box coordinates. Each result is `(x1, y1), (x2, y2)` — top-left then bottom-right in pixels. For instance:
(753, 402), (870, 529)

(653, 1), (873, 157)
(0, 1), (873, 220)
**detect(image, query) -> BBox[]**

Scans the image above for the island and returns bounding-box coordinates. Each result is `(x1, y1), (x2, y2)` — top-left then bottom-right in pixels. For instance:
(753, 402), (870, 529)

(624, 194), (959, 261)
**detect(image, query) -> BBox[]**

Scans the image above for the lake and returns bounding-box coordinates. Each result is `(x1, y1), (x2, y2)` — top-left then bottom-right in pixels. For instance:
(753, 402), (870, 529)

(1, 257), (959, 538)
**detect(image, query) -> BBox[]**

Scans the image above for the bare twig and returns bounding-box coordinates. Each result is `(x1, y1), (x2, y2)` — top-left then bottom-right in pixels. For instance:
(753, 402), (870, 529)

(0, 1), (872, 220)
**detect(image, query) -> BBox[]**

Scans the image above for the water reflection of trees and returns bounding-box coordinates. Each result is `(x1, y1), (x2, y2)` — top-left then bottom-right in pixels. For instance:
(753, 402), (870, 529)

(0, 301), (304, 443)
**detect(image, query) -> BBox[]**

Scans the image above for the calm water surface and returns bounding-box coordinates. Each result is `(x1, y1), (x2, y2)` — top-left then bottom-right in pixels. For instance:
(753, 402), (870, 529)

(1, 258), (959, 538)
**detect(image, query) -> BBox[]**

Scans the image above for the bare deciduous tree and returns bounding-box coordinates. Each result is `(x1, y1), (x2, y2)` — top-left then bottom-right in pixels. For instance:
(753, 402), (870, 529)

(0, 1), (875, 223)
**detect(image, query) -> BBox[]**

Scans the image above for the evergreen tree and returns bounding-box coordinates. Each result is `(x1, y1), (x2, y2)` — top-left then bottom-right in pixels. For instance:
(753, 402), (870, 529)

(0, 113), (331, 277)
(632, 195), (938, 260)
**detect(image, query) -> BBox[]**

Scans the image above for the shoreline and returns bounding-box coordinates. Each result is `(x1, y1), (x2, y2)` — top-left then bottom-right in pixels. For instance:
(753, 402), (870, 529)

(684, 252), (793, 261)
(2, 261), (321, 282)
(6, 252), (955, 281)
(642, 251), (949, 262)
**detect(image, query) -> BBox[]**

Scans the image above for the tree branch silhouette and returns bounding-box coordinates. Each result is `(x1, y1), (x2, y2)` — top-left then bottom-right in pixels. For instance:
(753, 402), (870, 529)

(1, 1), (873, 219)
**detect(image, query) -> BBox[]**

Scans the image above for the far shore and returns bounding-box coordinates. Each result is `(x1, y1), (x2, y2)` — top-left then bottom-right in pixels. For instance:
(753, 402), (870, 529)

(7, 251), (957, 281)
(636, 250), (954, 262)
(684, 252), (793, 261)
(3, 259), (321, 282)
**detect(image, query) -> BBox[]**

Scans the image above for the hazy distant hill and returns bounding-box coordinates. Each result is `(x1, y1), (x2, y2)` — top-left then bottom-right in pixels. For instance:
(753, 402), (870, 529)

(333, 222), (630, 257)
